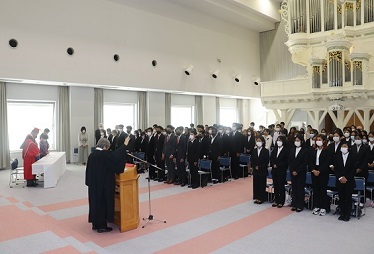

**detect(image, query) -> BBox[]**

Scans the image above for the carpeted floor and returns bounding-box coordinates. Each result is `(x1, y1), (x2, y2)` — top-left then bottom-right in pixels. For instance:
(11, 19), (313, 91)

(0, 164), (373, 254)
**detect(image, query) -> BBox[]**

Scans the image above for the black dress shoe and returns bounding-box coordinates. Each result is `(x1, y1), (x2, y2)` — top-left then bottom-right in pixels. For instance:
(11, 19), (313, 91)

(338, 215), (345, 221)
(97, 227), (113, 233)
(174, 182), (180, 185)
(291, 207), (297, 211)
(191, 185), (198, 189)
(272, 203), (278, 207)
(277, 204), (283, 208)
(181, 183), (186, 187)
(92, 225), (97, 230)
(296, 208), (303, 212)
(188, 185), (192, 188)
(343, 216), (350, 222)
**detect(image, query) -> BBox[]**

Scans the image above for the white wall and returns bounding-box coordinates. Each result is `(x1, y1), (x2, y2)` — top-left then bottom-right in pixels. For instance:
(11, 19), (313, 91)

(248, 98), (269, 128)
(0, 0), (261, 98)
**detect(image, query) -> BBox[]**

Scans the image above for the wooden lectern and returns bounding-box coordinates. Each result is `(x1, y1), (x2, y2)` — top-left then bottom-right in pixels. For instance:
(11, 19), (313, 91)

(114, 164), (140, 232)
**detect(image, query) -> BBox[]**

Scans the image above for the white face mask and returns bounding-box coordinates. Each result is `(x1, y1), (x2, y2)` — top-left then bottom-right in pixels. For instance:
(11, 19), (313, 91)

(208, 130), (212, 134)
(341, 147), (349, 154)
(344, 132), (350, 138)
(352, 128), (356, 131)
(256, 142), (263, 147)
(82, 130), (86, 133)
(355, 139), (362, 145)
(277, 141), (283, 147)
(363, 139), (368, 144)
(162, 131), (167, 135)
(225, 130), (230, 134)
(369, 137), (374, 142)
(147, 132), (152, 136)
(351, 135), (355, 140)
(333, 136), (340, 142)
(294, 141), (301, 147)
(218, 130), (223, 134)
(232, 127), (237, 132)
(189, 134), (195, 140)
(316, 140), (323, 147)
(309, 133), (315, 138)
(275, 128), (280, 132)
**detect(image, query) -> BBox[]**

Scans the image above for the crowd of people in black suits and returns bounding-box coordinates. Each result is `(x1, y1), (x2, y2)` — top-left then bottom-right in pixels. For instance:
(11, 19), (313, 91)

(95, 122), (374, 222)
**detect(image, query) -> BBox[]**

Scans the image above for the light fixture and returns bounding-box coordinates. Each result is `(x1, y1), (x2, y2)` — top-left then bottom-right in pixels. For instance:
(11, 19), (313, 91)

(184, 65), (194, 75)
(212, 70), (219, 79)
(234, 74), (241, 83)
(252, 76), (261, 85)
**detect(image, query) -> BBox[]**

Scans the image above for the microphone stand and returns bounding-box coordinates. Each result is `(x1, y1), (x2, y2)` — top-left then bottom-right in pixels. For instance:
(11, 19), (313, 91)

(127, 153), (167, 228)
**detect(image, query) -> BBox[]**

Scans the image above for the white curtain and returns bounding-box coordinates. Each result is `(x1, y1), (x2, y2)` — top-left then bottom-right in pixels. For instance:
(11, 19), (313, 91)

(57, 86), (71, 163)
(138, 91), (148, 130)
(195, 95), (203, 125)
(94, 88), (103, 129)
(0, 82), (10, 169)
(216, 97), (220, 125)
(165, 93), (171, 125)
(237, 99), (243, 124)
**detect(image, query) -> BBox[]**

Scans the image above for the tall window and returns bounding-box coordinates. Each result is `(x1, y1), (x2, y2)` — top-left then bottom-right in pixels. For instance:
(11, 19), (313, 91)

(103, 103), (137, 131)
(219, 107), (237, 127)
(171, 106), (194, 127)
(7, 101), (56, 151)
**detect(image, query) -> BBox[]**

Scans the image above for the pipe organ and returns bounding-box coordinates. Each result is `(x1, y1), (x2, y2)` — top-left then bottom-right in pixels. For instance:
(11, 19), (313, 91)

(282, 0), (374, 34)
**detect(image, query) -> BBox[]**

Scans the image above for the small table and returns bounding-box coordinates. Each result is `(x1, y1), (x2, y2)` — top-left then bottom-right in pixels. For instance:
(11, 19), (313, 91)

(32, 152), (66, 188)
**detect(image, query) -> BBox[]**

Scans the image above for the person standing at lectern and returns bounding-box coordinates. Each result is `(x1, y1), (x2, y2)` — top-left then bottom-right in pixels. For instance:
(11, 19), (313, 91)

(85, 137), (130, 233)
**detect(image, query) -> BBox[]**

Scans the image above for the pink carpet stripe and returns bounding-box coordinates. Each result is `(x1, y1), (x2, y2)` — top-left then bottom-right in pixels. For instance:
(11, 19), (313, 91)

(50, 179), (254, 248)
(41, 245), (82, 254)
(38, 198), (88, 212)
(0, 206), (51, 242)
(138, 182), (174, 194)
(155, 207), (293, 254)
(6, 197), (19, 203)
(22, 201), (33, 208)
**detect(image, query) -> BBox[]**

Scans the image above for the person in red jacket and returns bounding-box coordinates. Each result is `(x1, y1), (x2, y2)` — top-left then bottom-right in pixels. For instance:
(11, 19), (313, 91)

(21, 128), (40, 187)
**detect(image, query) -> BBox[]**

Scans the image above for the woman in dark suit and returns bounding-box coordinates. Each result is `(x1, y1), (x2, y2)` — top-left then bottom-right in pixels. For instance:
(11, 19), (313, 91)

(334, 143), (357, 222)
(270, 135), (289, 208)
(187, 129), (200, 189)
(288, 134), (309, 212)
(367, 132), (374, 171)
(327, 129), (344, 174)
(251, 135), (269, 204)
(310, 134), (332, 216)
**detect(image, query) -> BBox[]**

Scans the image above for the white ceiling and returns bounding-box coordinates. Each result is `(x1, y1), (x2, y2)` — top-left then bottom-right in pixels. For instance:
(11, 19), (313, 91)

(109, 0), (282, 32)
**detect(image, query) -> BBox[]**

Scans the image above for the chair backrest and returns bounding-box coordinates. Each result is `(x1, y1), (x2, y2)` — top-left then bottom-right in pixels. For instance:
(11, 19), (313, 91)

(367, 172), (374, 184)
(220, 157), (231, 167)
(133, 152), (145, 160)
(199, 159), (212, 171)
(239, 154), (250, 164)
(267, 168), (272, 179)
(354, 177), (365, 192)
(286, 170), (291, 182)
(11, 158), (18, 170)
(305, 172), (312, 185)
(327, 174), (336, 188)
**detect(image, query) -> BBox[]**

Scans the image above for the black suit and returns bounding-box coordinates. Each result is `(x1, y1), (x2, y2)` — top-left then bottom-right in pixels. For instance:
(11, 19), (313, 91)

(116, 131), (127, 149)
(351, 144), (370, 180)
(288, 147), (309, 210)
(368, 143), (374, 171)
(230, 131), (244, 179)
(220, 133), (230, 156)
(251, 147), (270, 202)
(187, 139), (200, 187)
(147, 135), (157, 179)
(327, 141), (344, 174)
(199, 136), (210, 159)
(243, 135), (256, 155)
(334, 152), (357, 218)
(163, 134), (177, 182)
(175, 135), (187, 185)
(139, 137), (148, 153)
(270, 146), (289, 205)
(154, 134), (165, 180)
(209, 135), (222, 181)
(109, 135), (118, 151)
(310, 148), (333, 210)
